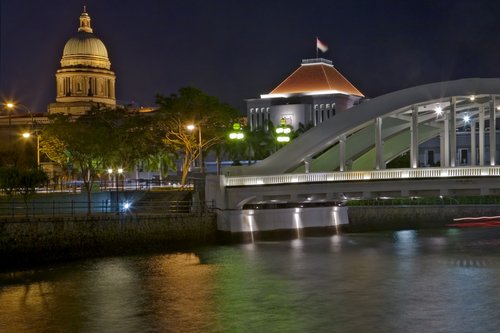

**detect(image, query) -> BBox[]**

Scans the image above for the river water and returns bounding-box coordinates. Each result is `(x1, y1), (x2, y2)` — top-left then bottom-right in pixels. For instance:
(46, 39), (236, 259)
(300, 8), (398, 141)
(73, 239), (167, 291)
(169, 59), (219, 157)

(2, 228), (500, 332)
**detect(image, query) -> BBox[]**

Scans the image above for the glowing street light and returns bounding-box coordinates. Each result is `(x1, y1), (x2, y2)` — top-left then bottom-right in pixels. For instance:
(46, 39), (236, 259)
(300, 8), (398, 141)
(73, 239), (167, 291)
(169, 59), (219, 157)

(4, 102), (35, 145)
(21, 131), (41, 167)
(4, 102), (15, 144)
(108, 167), (124, 213)
(186, 123), (203, 173)
(275, 117), (291, 143)
(229, 123), (245, 140)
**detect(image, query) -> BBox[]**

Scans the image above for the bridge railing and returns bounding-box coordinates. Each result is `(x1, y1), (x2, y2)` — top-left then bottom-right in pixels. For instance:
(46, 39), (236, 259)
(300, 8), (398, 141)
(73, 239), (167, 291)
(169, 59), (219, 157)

(224, 166), (500, 187)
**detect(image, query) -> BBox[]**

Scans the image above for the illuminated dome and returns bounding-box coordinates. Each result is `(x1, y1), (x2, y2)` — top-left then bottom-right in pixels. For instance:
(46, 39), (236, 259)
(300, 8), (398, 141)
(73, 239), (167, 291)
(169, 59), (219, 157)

(49, 7), (116, 114)
(60, 8), (111, 69)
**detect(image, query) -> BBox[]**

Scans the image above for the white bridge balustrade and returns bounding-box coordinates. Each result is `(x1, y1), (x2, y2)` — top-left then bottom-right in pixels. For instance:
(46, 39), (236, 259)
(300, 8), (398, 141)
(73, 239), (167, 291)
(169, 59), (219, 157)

(223, 166), (500, 187)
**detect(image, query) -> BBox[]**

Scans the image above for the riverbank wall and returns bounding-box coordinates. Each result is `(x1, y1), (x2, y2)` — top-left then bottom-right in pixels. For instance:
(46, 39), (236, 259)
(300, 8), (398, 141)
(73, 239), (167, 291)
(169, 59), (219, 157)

(0, 214), (217, 269)
(347, 205), (500, 231)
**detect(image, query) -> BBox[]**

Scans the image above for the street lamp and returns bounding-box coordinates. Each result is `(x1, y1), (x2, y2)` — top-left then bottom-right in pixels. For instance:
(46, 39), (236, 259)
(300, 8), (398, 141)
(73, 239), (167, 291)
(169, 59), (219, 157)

(4, 102), (35, 145)
(275, 117), (291, 143)
(4, 102), (14, 144)
(186, 123), (203, 173)
(229, 123), (245, 167)
(229, 123), (245, 140)
(108, 167), (124, 213)
(21, 131), (41, 167)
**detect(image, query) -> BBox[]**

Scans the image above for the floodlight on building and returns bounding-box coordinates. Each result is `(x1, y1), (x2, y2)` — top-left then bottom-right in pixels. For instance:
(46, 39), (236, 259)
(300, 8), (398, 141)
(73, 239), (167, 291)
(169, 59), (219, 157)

(463, 114), (470, 123)
(470, 95), (475, 101)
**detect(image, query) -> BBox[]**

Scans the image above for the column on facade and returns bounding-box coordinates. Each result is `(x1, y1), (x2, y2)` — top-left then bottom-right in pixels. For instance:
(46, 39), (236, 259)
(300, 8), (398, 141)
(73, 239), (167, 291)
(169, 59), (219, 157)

(490, 95), (496, 166)
(410, 106), (419, 168)
(313, 106), (318, 126)
(471, 119), (476, 166)
(339, 135), (346, 172)
(375, 117), (384, 170)
(479, 105), (485, 166)
(449, 97), (457, 167)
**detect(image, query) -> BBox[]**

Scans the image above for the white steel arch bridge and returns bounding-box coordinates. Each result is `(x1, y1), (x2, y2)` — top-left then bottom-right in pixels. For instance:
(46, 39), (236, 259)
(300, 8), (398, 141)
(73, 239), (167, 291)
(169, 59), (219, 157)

(207, 78), (500, 232)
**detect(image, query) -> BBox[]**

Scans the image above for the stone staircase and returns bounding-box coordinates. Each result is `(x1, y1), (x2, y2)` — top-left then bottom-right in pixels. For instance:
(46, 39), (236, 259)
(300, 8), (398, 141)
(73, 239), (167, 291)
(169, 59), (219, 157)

(128, 190), (194, 215)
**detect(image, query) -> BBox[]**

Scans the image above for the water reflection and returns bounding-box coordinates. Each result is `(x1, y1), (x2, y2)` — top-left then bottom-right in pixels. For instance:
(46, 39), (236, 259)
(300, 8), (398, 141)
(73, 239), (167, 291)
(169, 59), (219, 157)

(2, 228), (500, 332)
(0, 254), (217, 332)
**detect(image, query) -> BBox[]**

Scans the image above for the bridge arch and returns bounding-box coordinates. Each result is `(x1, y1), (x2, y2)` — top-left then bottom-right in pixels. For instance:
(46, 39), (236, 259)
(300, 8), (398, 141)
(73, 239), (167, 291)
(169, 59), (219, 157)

(230, 78), (500, 176)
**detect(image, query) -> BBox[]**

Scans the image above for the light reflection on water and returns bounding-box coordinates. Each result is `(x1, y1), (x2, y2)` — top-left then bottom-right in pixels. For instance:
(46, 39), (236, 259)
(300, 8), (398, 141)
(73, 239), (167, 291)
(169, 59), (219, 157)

(2, 228), (500, 332)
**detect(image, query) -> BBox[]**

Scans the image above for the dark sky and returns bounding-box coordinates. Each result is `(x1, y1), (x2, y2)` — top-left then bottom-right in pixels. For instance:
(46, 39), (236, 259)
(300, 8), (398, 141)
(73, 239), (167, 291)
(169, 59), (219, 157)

(2, 0), (500, 115)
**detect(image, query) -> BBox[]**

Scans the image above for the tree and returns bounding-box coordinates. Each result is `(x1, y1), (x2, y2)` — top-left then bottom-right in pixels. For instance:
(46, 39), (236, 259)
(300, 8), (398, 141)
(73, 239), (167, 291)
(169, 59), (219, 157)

(0, 166), (48, 210)
(41, 106), (159, 214)
(156, 87), (239, 185)
(245, 124), (276, 164)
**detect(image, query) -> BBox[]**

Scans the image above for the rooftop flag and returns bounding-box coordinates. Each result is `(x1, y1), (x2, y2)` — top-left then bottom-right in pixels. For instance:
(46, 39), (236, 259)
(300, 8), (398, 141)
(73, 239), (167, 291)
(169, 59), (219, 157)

(316, 37), (328, 53)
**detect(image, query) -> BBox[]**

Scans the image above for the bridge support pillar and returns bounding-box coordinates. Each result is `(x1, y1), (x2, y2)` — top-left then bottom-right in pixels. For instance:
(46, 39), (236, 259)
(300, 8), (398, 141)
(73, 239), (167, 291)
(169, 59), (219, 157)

(450, 96), (457, 167)
(375, 117), (384, 170)
(471, 119), (476, 166)
(339, 135), (346, 171)
(410, 106), (419, 168)
(304, 157), (311, 173)
(479, 105), (485, 166)
(490, 95), (496, 166)
(443, 116), (449, 167)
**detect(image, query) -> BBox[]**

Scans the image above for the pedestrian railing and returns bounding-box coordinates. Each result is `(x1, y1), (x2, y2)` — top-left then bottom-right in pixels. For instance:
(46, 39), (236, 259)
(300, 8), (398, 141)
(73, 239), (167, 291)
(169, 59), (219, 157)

(0, 199), (214, 218)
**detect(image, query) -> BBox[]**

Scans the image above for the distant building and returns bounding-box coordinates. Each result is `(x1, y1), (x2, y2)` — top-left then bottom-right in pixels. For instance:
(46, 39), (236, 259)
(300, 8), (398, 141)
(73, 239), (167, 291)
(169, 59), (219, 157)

(48, 7), (116, 115)
(246, 58), (364, 131)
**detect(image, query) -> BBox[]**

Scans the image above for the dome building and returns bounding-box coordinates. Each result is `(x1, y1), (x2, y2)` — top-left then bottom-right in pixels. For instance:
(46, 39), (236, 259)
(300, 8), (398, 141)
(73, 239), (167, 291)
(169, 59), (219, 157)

(48, 7), (116, 114)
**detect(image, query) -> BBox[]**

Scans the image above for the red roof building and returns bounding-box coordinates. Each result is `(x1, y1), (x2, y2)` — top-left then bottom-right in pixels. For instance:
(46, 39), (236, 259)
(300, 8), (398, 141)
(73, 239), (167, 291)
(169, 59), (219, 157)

(247, 58), (364, 132)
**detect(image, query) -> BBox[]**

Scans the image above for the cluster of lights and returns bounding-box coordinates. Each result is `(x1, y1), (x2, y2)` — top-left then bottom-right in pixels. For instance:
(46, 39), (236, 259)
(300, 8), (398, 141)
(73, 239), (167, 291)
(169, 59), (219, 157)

(276, 117), (292, 143)
(277, 135), (290, 142)
(229, 123), (245, 140)
(229, 132), (244, 139)
(108, 168), (123, 174)
(275, 127), (291, 134)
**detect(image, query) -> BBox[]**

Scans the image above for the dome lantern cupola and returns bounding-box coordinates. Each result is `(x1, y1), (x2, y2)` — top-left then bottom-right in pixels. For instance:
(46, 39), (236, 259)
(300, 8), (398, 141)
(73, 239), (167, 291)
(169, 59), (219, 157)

(78, 6), (93, 33)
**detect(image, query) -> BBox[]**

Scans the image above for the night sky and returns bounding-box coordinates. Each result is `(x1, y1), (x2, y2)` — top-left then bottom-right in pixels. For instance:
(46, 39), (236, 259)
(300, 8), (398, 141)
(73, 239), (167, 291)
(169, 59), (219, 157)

(2, 0), (500, 115)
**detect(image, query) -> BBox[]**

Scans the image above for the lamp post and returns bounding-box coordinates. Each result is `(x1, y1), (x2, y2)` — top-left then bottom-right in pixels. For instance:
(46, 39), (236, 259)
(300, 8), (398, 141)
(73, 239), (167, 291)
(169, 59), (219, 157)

(5, 102), (35, 145)
(5, 102), (14, 144)
(108, 168), (123, 213)
(275, 117), (291, 144)
(186, 123), (203, 173)
(22, 131), (40, 167)
(229, 123), (245, 166)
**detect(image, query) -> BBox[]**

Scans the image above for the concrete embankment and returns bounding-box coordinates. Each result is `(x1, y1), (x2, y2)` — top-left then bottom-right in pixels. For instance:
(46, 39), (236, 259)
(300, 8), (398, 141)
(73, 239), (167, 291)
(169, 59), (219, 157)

(347, 205), (500, 231)
(0, 214), (217, 269)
